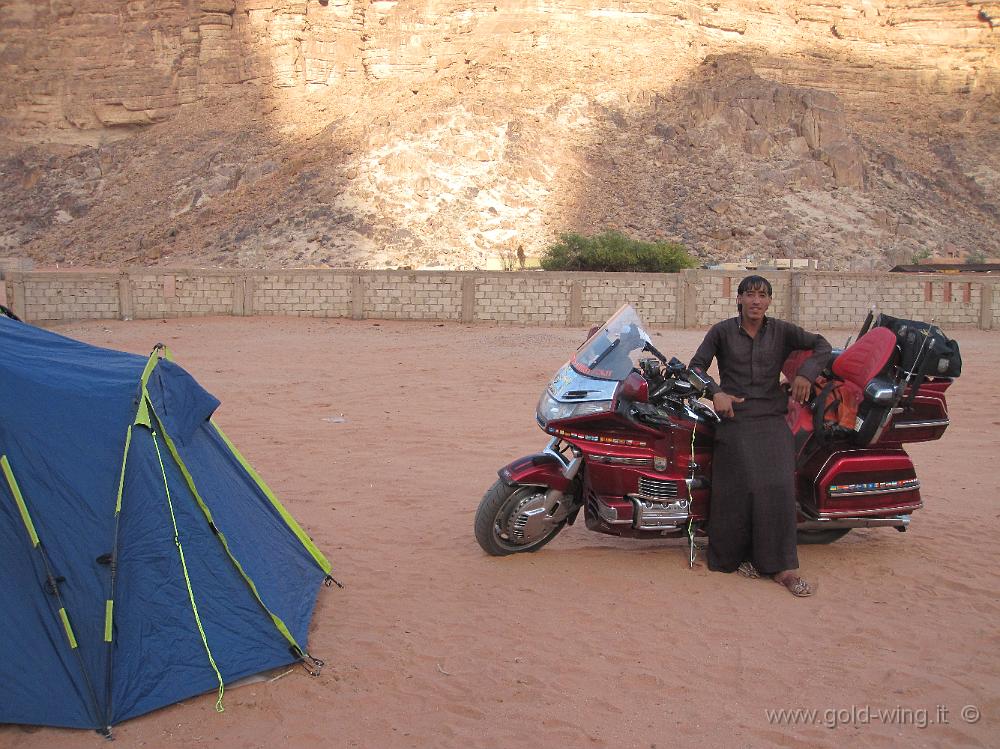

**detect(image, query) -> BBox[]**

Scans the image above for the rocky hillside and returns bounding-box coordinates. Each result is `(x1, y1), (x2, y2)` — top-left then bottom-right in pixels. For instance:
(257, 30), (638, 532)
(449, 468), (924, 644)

(1, 0), (998, 270)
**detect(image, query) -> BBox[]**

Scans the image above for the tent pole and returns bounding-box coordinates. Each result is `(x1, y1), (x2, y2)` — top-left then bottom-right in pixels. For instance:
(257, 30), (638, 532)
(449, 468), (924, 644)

(2, 454), (107, 730)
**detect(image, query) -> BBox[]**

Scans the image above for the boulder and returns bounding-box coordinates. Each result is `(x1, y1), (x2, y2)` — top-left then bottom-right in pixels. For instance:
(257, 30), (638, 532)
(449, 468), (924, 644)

(787, 160), (831, 189)
(798, 108), (847, 150)
(787, 136), (810, 157)
(744, 129), (774, 157)
(823, 141), (865, 188)
(708, 198), (731, 215)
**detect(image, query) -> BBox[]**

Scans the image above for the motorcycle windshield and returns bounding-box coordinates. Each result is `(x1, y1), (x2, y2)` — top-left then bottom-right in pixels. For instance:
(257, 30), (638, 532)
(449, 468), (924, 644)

(572, 304), (653, 381)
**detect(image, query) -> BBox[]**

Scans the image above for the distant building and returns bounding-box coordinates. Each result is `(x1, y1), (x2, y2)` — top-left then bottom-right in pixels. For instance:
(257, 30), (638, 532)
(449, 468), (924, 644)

(889, 264), (1000, 273)
(708, 258), (817, 271)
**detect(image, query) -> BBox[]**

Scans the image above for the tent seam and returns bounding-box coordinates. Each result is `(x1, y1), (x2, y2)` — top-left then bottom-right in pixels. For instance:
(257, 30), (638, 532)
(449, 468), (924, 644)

(151, 429), (226, 713)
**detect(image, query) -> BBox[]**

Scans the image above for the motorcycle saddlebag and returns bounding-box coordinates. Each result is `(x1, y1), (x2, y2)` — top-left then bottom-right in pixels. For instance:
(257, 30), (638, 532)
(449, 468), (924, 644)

(876, 314), (962, 378)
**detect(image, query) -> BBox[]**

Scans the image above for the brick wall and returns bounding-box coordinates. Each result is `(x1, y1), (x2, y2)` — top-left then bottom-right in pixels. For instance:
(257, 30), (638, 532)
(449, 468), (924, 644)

(3, 268), (997, 330)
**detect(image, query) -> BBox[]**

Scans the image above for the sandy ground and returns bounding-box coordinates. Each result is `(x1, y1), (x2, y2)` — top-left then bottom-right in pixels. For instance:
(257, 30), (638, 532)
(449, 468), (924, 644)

(2, 316), (998, 748)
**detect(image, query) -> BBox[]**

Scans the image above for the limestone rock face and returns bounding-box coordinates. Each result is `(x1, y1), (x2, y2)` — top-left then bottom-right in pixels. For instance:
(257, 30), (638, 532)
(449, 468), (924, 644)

(0, 1), (998, 269)
(680, 56), (867, 189)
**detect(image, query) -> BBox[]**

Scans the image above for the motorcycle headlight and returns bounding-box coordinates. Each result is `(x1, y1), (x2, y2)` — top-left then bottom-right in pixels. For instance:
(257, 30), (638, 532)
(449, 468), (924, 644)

(536, 392), (613, 426)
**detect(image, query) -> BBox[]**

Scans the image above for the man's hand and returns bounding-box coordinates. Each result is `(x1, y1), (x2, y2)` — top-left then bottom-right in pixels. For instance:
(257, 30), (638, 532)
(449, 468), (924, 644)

(712, 391), (745, 418)
(791, 375), (813, 404)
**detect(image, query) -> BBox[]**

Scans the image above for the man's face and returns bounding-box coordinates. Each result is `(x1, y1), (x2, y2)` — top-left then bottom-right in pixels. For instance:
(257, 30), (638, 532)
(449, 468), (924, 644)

(738, 286), (771, 322)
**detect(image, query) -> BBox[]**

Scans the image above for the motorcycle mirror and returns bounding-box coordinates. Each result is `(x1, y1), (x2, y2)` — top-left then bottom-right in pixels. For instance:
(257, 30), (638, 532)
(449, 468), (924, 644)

(638, 358), (661, 378)
(579, 325), (601, 350)
(687, 368), (711, 392)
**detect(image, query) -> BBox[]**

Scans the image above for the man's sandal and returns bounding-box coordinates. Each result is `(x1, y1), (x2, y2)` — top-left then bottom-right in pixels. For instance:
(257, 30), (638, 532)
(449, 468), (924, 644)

(774, 572), (816, 597)
(737, 561), (761, 579)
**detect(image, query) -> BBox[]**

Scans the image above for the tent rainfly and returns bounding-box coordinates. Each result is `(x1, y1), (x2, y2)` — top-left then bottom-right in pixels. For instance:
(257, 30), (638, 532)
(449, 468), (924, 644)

(0, 315), (333, 734)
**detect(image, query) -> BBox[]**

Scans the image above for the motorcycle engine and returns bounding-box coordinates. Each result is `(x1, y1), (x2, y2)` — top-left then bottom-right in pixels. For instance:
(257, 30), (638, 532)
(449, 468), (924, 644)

(631, 496), (690, 531)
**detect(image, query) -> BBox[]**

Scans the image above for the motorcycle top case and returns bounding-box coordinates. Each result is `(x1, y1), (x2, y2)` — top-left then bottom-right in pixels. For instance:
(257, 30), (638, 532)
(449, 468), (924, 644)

(876, 314), (961, 378)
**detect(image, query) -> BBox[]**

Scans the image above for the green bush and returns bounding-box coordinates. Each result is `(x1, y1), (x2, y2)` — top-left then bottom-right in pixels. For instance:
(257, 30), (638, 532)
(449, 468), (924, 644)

(540, 231), (695, 273)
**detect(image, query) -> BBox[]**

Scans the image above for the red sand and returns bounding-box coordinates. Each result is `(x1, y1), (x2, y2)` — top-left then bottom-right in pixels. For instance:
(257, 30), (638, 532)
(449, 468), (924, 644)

(3, 317), (997, 748)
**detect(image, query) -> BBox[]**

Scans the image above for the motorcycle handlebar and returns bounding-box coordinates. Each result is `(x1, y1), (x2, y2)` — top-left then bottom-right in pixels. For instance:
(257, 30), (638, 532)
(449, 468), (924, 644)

(642, 341), (670, 365)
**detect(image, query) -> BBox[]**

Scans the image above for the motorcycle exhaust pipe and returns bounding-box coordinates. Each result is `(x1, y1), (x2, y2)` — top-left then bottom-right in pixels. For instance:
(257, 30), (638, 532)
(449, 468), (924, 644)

(798, 515), (911, 531)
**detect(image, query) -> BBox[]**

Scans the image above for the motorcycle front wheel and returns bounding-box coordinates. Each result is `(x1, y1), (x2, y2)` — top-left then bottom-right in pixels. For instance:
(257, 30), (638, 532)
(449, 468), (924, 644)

(474, 480), (567, 556)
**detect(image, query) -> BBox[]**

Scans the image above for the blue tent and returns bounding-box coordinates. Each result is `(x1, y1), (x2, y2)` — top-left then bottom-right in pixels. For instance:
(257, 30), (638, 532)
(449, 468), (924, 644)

(0, 315), (332, 733)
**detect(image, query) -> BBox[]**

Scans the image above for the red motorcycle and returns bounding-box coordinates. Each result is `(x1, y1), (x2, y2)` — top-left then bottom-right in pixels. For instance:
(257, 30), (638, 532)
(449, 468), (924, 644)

(474, 305), (960, 562)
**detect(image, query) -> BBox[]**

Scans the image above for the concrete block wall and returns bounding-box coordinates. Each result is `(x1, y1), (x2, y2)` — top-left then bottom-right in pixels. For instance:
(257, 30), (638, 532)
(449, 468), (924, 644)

(796, 274), (982, 330)
(474, 274), (572, 324)
(797, 274), (886, 329)
(131, 272), (236, 319)
(994, 282), (1000, 329)
(253, 271), (354, 317)
(364, 272), (464, 320)
(578, 275), (681, 326)
(3, 268), (997, 330)
(16, 273), (120, 321)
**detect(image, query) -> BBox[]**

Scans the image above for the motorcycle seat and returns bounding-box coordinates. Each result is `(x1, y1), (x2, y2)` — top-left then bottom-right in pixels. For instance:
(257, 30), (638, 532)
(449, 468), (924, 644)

(830, 327), (896, 389)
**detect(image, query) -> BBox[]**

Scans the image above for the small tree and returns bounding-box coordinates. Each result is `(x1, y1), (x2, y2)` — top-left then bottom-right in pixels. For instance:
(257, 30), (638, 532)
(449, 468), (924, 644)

(496, 246), (518, 271)
(540, 231), (695, 273)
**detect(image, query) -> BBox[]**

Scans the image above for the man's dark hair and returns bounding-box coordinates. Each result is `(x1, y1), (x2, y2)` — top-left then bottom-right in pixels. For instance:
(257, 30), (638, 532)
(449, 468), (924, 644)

(737, 274), (773, 297)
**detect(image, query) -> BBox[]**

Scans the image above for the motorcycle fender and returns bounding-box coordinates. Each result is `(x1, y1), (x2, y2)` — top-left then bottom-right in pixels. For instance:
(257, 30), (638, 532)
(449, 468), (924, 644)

(498, 453), (573, 492)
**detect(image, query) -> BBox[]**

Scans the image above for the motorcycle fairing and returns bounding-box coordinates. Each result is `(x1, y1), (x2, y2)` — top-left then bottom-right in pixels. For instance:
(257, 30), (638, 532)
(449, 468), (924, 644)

(499, 453), (574, 492)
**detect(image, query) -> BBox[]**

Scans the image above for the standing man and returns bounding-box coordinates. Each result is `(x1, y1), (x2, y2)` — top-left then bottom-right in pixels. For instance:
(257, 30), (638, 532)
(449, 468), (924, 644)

(689, 275), (831, 597)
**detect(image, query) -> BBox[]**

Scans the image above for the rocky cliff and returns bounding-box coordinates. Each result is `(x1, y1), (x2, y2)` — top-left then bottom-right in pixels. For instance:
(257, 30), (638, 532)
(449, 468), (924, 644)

(1, 0), (998, 269)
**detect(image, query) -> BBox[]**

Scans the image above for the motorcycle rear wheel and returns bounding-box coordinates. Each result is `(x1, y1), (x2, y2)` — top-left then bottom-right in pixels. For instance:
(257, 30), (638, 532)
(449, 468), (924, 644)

(474, 480), (567, 556)
(796, 528), (851, 544)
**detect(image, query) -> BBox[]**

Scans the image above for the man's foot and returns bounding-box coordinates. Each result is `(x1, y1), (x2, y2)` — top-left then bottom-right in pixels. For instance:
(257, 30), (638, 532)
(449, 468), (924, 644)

(773, 570), (816, 597)
(737, 560), (760, 579)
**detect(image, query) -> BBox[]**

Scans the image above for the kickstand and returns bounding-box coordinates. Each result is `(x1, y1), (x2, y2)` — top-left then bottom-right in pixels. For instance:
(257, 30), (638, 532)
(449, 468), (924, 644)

(687, 520), (699, 569)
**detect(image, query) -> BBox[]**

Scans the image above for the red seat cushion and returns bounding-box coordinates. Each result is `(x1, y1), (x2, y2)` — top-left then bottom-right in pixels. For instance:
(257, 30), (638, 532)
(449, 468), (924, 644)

(785, 398), (813, 435)
(831, 327), (896, 389)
